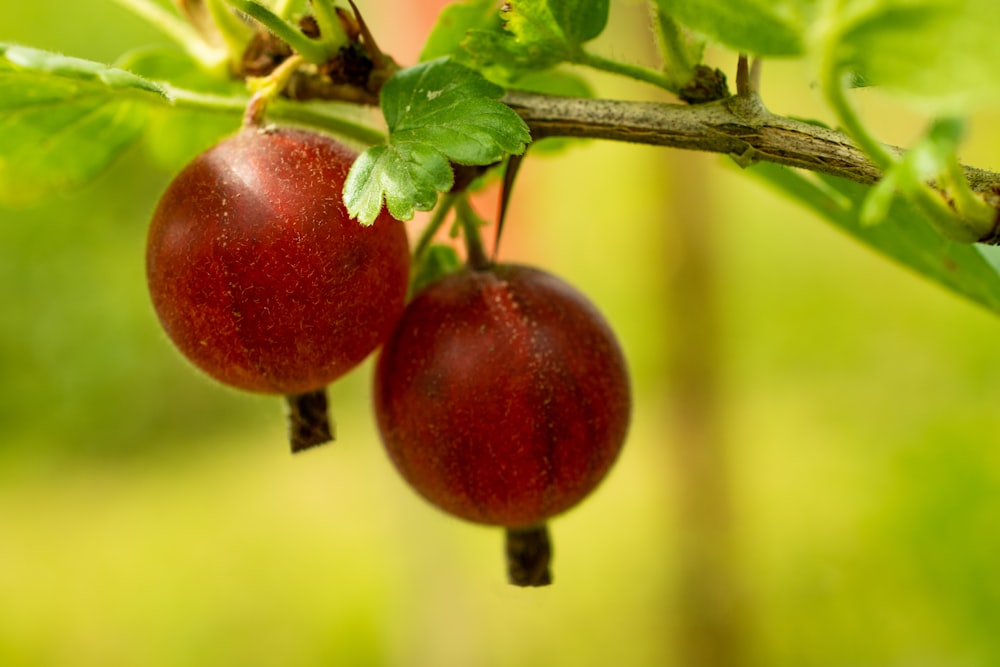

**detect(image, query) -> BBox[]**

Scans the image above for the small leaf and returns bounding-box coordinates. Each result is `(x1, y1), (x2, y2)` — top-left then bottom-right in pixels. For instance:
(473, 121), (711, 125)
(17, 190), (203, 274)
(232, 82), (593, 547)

(657, 0), (814, 56)
(420, 0), (502, 63)
(2, 44), (165, 95)
(751, 162), (1000, 316)
(547, 0), (610, 44)
(501, 0), (570, 56)
(0, 44), (165, 206)
(652, 9), (706, 90)
(345, 58), (530, 224)
(344, 143), (455, 223)
(420, 0), (601, 84)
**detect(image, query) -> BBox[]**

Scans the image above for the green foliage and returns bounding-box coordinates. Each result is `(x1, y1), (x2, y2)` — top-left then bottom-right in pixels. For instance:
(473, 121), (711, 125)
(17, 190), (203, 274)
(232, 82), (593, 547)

(0, 44), (163, 205)
(822, 0), (1000, 112)
(4, 0), (1000, 321)
(117, 47), (244, 169)
(344, 57), (530, 223)
(655, 0), (813, 56)
(506, 0), (610, 48)
(421, 0), (609, 83)
(751, 163), (1000, 316)
(650, 9), (705, 90)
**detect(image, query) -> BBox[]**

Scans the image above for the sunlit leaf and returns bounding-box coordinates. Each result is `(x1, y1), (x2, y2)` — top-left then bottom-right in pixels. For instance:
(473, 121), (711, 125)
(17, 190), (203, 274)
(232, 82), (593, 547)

(751, 162), (1000, 315)
(344, 58), (530, 224)
(0, 44), (165, 206)
(827, 0), (1000, 111)
(656, 0), (814, 56)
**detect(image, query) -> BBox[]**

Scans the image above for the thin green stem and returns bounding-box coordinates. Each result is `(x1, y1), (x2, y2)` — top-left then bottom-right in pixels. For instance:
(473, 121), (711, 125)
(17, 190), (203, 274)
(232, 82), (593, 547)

(456, 196), (491, 270)
(159, 84), (386, 145)
(268, 100), (386, 145)
(244, 53), (305, 126)
(575, 49), (673, 92)
(821, 69), (895, 169)
(942, 151), (994, 228)
(819, 31), (985, 242)
(309, 0), (349, 52)
(110, 0), (228, 71)
(413, 193), (459, 266)
(225, 0), (330, 63)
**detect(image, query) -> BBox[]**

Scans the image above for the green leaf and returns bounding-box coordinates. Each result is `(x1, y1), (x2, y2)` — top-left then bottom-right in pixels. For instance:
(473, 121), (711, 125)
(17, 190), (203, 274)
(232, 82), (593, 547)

(547, 0), (610, 44)
(656, 0), (815, 56)
(0, 44), (165, 206)
(420, 0), (608, 84)
(116, 48), (243, 170)
(345, 58), (531, 224)
(825, 0), (1000, 112)
(344, 143), (454, 223)
(751, 162), (1000, 315)
(652, 8), (706, 90)
(420, 0), (503, 63)
(1, 44), (165, 95)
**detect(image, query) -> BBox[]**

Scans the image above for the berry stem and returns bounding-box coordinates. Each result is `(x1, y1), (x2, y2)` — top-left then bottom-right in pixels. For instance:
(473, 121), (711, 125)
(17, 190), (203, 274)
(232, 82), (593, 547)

(243, 53), (305, 127)
(309, 0), (350, 54)
(574, 49), (673, 92)
(456, 197), (491, 271)
(412, 192), (459, 266)
(286, 390), (334, 453)
(505, 524), (553, 587)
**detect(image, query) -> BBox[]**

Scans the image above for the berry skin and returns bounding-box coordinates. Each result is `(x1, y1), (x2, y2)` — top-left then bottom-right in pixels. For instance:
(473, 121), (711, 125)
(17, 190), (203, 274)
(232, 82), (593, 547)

(146, 126), (410, 394)
(373, 264), (631, 528)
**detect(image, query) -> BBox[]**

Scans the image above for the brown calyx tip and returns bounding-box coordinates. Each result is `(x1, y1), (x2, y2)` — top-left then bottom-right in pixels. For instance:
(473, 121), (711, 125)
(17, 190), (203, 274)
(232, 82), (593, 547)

(505, 524), (553, 587)
(286, 389), (335, 453)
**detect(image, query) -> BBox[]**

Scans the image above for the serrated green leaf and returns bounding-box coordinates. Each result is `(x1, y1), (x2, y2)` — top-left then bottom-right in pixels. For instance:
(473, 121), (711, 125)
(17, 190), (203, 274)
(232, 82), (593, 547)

(463, 28), (563, 79)
(751, 162), (1000, 316)
(344, 143), (455, 223)
(2, 44), (165, 95)
(345, 58), (530, 224)
(0, 45), (166, 206)
(657, 0), (814, 56)
(420, 0), (602, 84)
(501, 0), (574, 60)
(826, 0), (1000, 112)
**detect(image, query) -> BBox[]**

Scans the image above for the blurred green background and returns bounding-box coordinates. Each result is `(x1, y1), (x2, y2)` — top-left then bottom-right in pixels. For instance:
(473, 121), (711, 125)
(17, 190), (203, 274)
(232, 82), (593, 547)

(5, 2), (1000, 666)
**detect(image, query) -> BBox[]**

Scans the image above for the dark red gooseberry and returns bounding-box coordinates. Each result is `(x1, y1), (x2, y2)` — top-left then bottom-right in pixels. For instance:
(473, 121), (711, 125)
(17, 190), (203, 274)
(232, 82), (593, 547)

(146, 126), (410, 395)
(373, 264), (631, 529)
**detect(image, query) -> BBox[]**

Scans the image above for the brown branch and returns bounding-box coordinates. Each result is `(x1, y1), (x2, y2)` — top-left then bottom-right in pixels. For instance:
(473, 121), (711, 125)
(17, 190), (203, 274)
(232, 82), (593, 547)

(502, 90), (1000, 195)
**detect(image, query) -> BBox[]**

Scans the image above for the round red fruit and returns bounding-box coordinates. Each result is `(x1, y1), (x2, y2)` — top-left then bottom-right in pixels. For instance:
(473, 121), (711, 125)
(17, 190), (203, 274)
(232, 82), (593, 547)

(147, 126), (410, 394)
(374, 264), (631, 528)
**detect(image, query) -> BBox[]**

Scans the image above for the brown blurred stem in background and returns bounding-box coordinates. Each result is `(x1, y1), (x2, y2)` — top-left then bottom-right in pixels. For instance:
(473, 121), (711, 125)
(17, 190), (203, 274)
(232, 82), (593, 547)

(663, 151), (749, 666)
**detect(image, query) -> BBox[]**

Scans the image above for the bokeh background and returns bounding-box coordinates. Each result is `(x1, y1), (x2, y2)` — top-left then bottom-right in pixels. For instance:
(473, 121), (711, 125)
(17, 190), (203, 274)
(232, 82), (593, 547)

(4, 1), (1000, 665)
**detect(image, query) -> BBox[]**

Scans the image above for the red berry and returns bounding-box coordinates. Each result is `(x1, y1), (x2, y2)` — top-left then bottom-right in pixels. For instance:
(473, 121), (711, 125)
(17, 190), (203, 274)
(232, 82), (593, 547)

(147, 126), (410, 394)
(374, 264), (631, 528)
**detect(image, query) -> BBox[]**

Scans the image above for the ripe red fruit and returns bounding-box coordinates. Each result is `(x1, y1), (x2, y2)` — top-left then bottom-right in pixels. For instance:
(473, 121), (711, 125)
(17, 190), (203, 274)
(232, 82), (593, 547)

(373, 264), (631, 529)
(146, 126), (410, 395)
